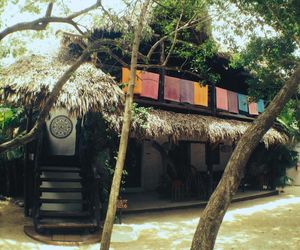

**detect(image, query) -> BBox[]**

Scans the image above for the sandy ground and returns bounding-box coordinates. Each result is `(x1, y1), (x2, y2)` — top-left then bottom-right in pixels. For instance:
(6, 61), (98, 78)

(1, 187), (300, 250)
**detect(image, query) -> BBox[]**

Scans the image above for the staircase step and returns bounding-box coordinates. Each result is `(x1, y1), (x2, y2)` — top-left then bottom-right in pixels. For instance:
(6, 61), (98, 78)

(41, 156), (80, 167)
(40, 187), (83, 193)
(40, 167), (81, 173)
(40, 177), (81, 182)
(40, 198), (85, 204)
(39, 210), (90, 218)
(37, 219), (97, 230)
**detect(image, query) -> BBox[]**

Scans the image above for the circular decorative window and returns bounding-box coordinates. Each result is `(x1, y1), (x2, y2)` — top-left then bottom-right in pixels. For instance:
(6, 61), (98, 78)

(49, 115), (73, 139)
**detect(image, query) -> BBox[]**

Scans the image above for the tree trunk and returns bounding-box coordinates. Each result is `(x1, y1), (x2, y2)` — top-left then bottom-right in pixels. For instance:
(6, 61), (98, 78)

(191, 65), (300, 250)
(99, 1), (152, 249)
(0, 52), (89, 153)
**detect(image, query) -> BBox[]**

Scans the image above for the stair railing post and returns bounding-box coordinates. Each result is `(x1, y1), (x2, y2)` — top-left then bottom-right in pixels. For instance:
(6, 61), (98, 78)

(33, 124), (45, 232)
(93, 167), (101, 230)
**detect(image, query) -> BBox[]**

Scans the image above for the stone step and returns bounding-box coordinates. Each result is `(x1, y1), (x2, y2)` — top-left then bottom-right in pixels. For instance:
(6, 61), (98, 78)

(40, 167), (81, 173)
(39, 198), (85, 204)
(40, 187), (83, 193)
(37, 219), (97, 231)
(39, 210), (90, 219)
(40, 177), (82, 182)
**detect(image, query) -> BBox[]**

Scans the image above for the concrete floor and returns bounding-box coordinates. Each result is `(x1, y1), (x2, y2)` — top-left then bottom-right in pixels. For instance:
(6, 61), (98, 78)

(123, 189), (278, 213)
(1, 187), (300, 250)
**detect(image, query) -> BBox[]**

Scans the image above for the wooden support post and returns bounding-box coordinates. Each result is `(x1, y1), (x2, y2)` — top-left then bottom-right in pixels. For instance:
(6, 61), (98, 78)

(24, 108), (33, 217)
(206, 85), (217, 198)
(158, 42), (165, 102)
(206, 143), (214, 199)
(75, 117), (82, 158)
(210, 83), (216, 115)
(23, 148), (29, 216)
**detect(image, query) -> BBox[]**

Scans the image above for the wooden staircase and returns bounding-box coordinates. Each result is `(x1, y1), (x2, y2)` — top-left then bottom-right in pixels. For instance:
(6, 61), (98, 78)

(32, 130), (100, 234)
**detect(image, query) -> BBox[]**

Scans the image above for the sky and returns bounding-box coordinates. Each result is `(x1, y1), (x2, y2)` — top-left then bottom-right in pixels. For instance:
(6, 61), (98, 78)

(0, 0), (278, 65)
(0, 0), (128, 65)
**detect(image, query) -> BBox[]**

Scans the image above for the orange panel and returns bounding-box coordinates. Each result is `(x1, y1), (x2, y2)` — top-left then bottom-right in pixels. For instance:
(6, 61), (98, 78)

(194, 82), (208, 107)
(121, 67), (142, 94)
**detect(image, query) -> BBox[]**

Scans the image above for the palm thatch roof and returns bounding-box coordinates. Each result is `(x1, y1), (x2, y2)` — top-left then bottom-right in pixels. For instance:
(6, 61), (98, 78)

(105, 109), (288, 147)
(0, 54), (124, 117)
(0, 54), (288, 147)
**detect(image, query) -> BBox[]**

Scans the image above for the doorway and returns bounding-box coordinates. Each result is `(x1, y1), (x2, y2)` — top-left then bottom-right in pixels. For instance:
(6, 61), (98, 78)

(123, 139), (142, 190)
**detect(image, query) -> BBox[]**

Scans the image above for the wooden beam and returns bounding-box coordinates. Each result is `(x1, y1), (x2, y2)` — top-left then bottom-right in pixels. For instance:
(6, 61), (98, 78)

(158, 42), (165, 102)
(205, 143), (214, 199)
(217, 111), (255, 122)
(210, 83), (216, 116)
(23, 108), (33, 217)
(135, 98), (212, 115)
(134, 98), (261, 123)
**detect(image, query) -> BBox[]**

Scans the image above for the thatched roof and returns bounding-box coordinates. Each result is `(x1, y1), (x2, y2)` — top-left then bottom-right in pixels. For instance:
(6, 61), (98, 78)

(0, 54), (288, 147)
(0, 55), (124, 117)
(105, 109), (289, 147)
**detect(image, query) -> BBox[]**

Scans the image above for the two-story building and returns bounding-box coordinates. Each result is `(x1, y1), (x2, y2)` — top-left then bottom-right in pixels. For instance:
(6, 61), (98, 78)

(0, 42), (288, 235)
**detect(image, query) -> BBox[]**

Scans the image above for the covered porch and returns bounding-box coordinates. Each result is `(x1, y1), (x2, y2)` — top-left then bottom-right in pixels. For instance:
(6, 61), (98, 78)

(120, 109), (288, 210)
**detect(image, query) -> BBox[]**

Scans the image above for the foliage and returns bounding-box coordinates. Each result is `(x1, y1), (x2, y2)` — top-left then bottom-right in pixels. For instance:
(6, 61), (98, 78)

(229, 36), (300, 141)
(131, 103), (151, 129)
(231, 0), (300, 40)
(152, 0), (212, 36)
(277, 100), (300, 144)
(82, 112), (118, 168)
(81, 112), (120, 206)
(246, 143), (298, 189)
(0, 0), (7, 28)
(173, 38), (220, 83)
(230, 36), (299, 101)
(266, 145), (298, 188)
(0, 106), (25, 196)
(150, 0), (221, 83)
(0, 1), (48, 61)
(0, 106), (25, 161)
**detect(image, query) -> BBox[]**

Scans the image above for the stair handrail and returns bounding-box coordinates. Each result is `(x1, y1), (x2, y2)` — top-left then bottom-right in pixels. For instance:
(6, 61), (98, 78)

(78, 136), (101, 231)
(91, 165), (101, 229)
(33, 123), (46, 232)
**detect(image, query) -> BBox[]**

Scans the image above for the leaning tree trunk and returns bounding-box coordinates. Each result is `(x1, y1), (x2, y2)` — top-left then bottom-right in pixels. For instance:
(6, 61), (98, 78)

(0, 52), (89, 153)
(100, 1), (152, 250)
(191, 65), (300, 250)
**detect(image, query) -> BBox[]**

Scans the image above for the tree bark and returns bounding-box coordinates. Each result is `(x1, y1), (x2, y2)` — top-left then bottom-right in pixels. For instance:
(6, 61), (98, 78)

(191, 65), (300, 250)
(99, 1), (152, 249)
(0, 52), (89, 153)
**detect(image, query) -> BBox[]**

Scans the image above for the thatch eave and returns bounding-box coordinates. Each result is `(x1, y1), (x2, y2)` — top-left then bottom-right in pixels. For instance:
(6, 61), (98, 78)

(0, 54), (125, 117)
(105, 109), (289, 147)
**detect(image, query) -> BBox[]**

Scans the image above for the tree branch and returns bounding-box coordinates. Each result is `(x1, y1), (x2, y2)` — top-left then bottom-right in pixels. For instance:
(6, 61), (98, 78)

(99, 46), (129, 67)
(0, 1), (101, 41)
(98, 0), (116, 22)
(137, 63), (206, 80)
(67, 0), (101, 19)
(146, 16), (211, 60)
(45, 2), (54, 17)
(163, 11), (183, 66)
